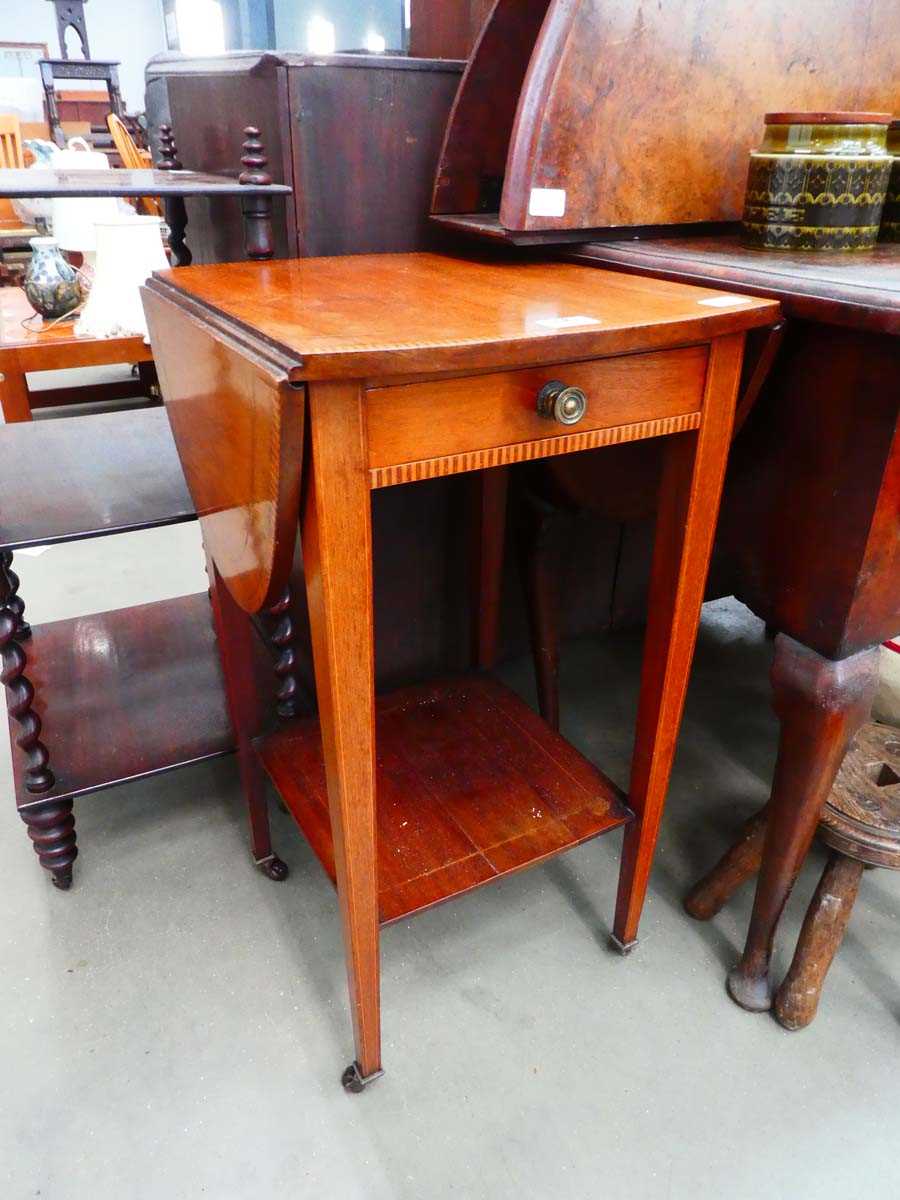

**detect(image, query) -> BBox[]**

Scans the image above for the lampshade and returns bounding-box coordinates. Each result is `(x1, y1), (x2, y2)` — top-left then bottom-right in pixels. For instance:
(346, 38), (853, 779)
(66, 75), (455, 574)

(50, 138), (121, 254)
(75, 215), (169, 340)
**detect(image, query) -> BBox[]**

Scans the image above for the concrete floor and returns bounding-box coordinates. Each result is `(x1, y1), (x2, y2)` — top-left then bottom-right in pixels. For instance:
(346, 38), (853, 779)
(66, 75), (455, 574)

(3, 521), (899, 1200)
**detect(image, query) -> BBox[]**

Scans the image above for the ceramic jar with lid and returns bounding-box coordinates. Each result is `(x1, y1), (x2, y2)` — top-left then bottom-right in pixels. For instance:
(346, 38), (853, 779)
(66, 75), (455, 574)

(880, 120), (900, 242)
(741, 112), (893, 251)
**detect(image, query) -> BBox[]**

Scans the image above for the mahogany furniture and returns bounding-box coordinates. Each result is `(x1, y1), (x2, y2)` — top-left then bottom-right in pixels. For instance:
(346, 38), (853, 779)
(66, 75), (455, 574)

(0, 407), (238, 889)
(429, 0), (897, 244)
(563, 235), (899, 1014)
(0, 159), (292, 269)
(144, 51), (464, 263)
(142, 251), (777, 1088)
(0, 286), (155, 422)
(685, 722), (900, 1030)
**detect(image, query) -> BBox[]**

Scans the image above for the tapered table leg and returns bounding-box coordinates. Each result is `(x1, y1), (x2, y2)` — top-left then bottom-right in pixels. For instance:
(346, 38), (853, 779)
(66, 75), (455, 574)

(207, 556), (288, 882)
(302, 380), (382, 1091)
(470, 466), (509, 671)
(520, 495), (564, 731)
(613, 334), (745, 951)
(726, 636), (878, 1011)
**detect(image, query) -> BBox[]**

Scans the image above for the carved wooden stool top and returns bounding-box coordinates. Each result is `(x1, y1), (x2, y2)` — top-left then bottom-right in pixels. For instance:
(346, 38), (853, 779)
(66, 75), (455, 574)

(819, 722), (900, 868)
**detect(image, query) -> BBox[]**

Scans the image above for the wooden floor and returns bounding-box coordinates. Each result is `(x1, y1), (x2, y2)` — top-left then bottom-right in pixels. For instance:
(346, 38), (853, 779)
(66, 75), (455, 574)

(258, 675), (632, 923)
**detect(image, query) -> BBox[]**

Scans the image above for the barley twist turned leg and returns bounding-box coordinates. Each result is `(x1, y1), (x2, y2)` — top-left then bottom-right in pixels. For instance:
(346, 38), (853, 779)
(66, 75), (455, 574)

(1, 590), (54, 794)
(266, 585), (300, 719)
(1, 551), (30, 639)
(18, 797), (77, 889)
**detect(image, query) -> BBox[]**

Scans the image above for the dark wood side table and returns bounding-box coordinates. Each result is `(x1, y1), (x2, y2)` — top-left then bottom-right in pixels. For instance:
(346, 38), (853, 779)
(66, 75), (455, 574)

(143, 251), (777, 1088)
(568, 235), (900, 1012)
(0, 408), (233, 888)
(0, 160), (292, 270)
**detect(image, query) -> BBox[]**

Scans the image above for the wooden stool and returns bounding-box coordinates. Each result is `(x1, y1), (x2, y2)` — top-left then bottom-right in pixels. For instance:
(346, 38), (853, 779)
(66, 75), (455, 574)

(685, 722), (900, 1029)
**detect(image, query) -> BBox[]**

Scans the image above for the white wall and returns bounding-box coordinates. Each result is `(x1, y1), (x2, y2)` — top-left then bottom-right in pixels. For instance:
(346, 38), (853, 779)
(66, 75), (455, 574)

(1, 0), (167, 111)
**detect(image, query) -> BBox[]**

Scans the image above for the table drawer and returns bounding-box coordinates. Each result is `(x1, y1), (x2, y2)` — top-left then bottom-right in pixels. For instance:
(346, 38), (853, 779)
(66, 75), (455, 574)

(366, 344), (707, 474)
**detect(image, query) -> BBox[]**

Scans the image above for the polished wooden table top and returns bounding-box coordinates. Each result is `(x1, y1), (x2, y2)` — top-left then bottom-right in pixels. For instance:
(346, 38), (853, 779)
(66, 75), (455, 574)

(150, 252), (778, 379)
(569, 235), (900, 333)
(0, 168), (292, 198)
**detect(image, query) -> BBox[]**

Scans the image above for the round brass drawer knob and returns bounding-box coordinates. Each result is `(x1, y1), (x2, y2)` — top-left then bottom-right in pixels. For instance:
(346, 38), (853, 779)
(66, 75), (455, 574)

(536, 380), (588, 426)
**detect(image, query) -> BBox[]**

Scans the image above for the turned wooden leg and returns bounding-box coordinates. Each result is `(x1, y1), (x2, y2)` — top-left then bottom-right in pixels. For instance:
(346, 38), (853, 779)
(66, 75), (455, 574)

(1, 551), (31, 639)
(303, 380), (382, 1091)
(265, 584), (300, 718)
(207, 556), (288, 882)
(519, 494), (564, 731)
(470, 466), (509, 671)
(613, 334), (745, 952)
(727, 636), (879, 1012)
(1, 583), (54, 794)
(239, 127), (276, 262)
(684, 806), (768, 920)
(19, 796), (77, 888)
(773, 851), (864, 1030)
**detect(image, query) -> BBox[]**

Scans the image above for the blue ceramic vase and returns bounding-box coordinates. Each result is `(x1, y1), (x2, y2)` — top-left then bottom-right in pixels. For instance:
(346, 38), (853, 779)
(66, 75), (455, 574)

(23, 237), (82, 319)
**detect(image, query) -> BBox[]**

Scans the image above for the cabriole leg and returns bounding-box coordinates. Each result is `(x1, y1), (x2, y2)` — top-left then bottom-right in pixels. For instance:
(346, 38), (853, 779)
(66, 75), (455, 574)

(727, 637), (878, 1012)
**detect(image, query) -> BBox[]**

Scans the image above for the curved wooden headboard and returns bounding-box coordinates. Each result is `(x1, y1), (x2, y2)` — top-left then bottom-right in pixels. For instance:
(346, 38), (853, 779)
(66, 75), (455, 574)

(142, 275), (305, 615)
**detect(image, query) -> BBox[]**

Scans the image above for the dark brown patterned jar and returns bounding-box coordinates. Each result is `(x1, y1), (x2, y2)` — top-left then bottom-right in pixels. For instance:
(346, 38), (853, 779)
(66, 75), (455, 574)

(741, 112), (893, 251)
(880, 120), (900, 243)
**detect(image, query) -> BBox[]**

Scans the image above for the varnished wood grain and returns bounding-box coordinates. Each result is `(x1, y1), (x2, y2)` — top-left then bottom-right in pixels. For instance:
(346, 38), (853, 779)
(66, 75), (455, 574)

(369, 412), (702, 488)
(12, 594), (233, 810)
(300, 380), (381, 1081)
(0, 408), (194, 550)
(258, 676), (631, 924)
(569, 238), (900, 334)
(148, 253), (776, 382)
(142, 282), (305, 615)
(431, 0), (551, 215)
(366, 345), (706, 472)
(614, 334), (747, 948)
(498, 0), (899, 231)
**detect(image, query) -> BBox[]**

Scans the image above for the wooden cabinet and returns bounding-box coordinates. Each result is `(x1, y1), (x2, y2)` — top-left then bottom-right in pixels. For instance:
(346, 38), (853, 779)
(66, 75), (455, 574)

(144, 51), (464, 263)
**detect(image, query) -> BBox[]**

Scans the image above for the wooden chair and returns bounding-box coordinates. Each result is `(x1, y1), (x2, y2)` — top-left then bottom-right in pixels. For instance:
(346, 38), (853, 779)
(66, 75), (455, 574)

(684, 721), (900, 1029)
(0, 114), (26, 233)
(107, 114), (161, 216)
(0, 114), (24, 169)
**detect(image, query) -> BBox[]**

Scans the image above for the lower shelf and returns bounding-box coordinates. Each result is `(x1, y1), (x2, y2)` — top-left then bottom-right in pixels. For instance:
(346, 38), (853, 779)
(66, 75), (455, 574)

(12, 593), (234, 808)
(258, 675), (631, 924)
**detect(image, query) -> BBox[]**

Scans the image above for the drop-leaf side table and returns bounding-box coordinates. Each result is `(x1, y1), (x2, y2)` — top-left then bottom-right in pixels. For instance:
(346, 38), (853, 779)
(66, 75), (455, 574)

(142, 252), (778, 1090)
